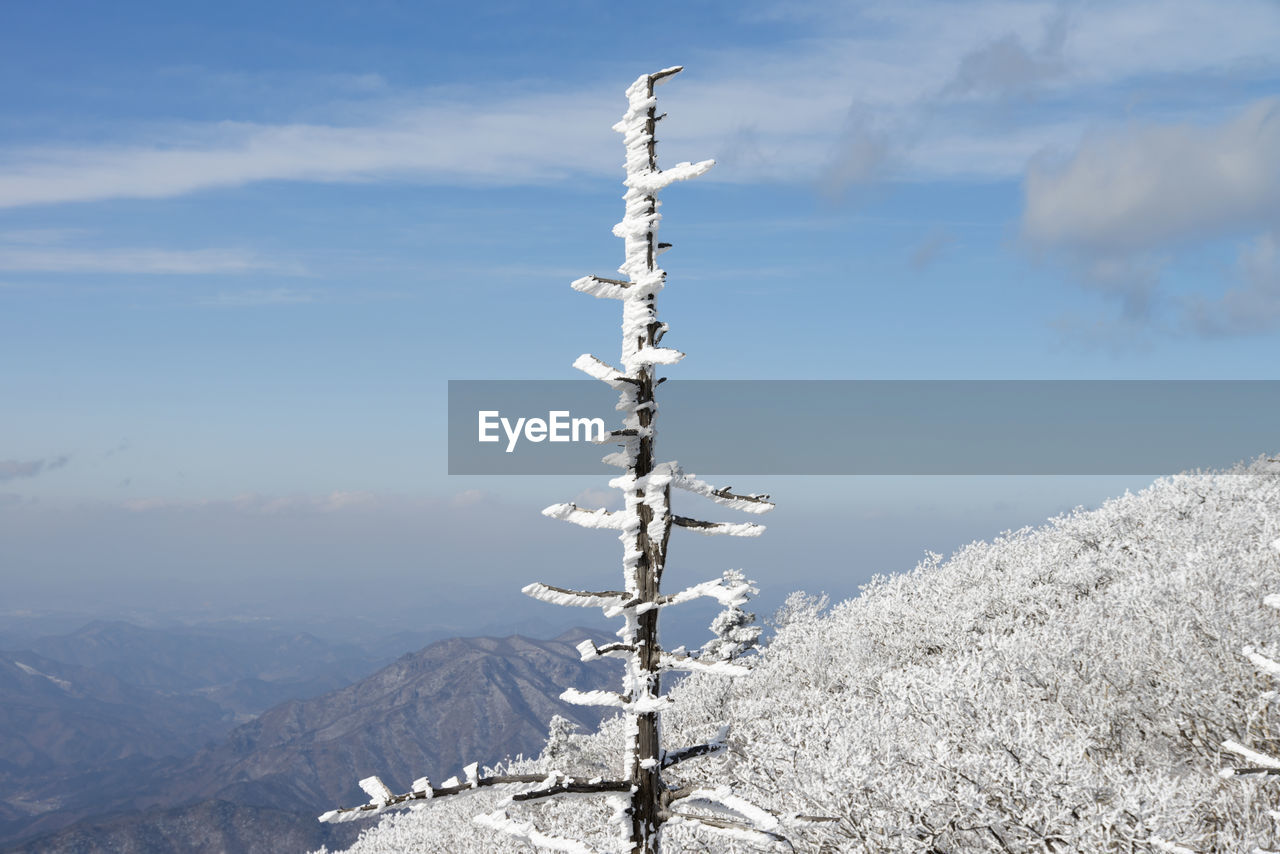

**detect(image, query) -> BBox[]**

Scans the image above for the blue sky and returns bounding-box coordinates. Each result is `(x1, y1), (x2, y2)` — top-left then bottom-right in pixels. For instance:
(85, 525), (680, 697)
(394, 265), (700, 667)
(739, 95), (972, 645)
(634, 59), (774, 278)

(3, 1), (1279, 635)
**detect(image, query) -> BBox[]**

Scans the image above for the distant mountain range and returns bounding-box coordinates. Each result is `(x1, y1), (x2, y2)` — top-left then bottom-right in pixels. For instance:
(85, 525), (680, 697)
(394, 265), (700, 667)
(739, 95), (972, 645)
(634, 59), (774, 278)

(22, 620), (385, 719)
(1, 624), (614, 853)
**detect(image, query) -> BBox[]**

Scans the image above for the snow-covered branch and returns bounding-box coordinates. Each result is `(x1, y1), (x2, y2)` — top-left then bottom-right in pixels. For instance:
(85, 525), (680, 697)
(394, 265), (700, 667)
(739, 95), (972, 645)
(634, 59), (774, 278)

(1222, 739), (1280, 774)
(522, 582), (630, 610)
(661, 726), (730, 769)
(662, 575), (756, 609)
(668, 465), (774, 514)
(571, 275), (634, 300)
(476, 808), (613, 854)
(319, 770), (625, 824)
(1243, 644), (1280, 677)
(668, 786), (781, 833)
(542, 503), (628, 530)
(572, 353), (629, 386)
(663, 813), (792, 850)
(672, 515), (765, 537)
(626, 160), (716, 195)
(511, 780), (633, 803)
(658, 652), (750, 676)
(562, 687), (671, 714)
(576, 638), (636, 661)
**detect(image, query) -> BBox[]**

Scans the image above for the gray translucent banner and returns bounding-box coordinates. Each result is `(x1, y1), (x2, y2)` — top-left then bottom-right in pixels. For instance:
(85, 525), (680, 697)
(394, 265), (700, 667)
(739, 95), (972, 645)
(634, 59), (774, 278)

(448, 380), (1280, 475)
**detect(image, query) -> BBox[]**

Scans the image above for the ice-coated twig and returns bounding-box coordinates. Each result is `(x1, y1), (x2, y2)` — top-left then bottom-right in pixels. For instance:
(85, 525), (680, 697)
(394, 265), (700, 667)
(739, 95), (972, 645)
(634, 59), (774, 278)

(512, 781), (633, 802)
(577, 638), (637, 661)
(662, 726), (731, 769)
(476, 808), (612, 854)
(572, 275), (635, 300)
(668, 464), (774, 514)
(320, 770), (627, 823)
(574, 353), (630, 387)
(672, 515), (765, 537)
(662, 576), (756, 609)
(523, 582), (631, 609)
(624, 346), (685, 369)
(663, 784), (798, 849)
(664, 813), (792, 850)
(659, 652), (751, 676)
(669, 785), (781, 833)
(562, 688), (628, 708)
(626, 159), (716, 195)
(1244, 645), (1280, 677)
(562, 687), (671, 714)
(1222, 739), (1280, 774)
(543, 503), (629, 530)
(1223, 558), (1280, 782)
(358, 776), (395, 807)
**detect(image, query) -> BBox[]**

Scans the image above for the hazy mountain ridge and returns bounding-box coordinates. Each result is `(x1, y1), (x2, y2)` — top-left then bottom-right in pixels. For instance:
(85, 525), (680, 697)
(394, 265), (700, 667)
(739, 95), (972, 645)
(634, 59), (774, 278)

(4, 800), (358, 854)
(329, 461), (1280, 853)
(27, 620), (379, 698)
(0, 649), (224, 781)
(162, 631), (617, 810)
(0, 619), (400, 848)
(3, 629), (614, 852)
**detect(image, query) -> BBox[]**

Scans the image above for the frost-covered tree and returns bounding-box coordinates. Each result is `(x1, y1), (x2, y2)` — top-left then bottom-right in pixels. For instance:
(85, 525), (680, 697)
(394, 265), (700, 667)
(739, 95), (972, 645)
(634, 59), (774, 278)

(318, 461), (1280, 854)
(319, 66), (811, 854)
(698, 570), (761, 664)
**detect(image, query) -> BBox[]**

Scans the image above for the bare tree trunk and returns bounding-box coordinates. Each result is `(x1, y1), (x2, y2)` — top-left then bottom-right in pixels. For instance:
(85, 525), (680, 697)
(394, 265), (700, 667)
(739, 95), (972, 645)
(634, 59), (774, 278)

(321, 66), (810, 854)
(622, 69), (672, 854)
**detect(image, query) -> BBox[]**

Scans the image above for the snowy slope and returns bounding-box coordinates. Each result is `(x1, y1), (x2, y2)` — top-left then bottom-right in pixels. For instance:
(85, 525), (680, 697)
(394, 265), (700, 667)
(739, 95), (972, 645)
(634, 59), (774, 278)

(322, 459), (1280, 853)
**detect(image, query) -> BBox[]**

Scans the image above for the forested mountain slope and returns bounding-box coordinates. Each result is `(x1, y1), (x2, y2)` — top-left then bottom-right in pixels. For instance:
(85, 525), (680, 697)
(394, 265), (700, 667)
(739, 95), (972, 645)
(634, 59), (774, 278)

(8, 631), (613, 853)
(327, 460), (1280, 853)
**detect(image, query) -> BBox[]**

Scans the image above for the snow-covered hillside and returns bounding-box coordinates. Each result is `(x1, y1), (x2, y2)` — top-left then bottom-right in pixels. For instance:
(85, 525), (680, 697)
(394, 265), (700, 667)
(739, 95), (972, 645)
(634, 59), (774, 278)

(318, 459), (1280, 853)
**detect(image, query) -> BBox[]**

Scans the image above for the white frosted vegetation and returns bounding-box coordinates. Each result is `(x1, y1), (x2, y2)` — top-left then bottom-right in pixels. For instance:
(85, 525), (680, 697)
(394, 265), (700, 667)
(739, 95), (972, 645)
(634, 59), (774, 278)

(664, 460), (1280, 852)
(324, 460), (1280, 852)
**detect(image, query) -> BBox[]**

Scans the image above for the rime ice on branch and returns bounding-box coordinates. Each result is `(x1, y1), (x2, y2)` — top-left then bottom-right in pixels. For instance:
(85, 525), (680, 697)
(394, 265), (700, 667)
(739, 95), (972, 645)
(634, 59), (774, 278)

(1221, 538), (1280, 781)
(321, 67), (802, 854)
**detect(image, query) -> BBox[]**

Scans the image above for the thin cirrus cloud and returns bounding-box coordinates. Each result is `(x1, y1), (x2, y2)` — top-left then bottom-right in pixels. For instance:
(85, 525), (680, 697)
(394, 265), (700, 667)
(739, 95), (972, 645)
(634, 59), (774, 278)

(0, 456), (69, 483)
(1186, 230), (1280, 336)
(121, 490), (377, 514)
(199, 288), (317, 306)
(0, 245), (299, 275)
(1021, 97), (1280, 332)
(0, 2), (1276, 211)
(0, 97), (619, 209)
(1022, 98), (1280, 255)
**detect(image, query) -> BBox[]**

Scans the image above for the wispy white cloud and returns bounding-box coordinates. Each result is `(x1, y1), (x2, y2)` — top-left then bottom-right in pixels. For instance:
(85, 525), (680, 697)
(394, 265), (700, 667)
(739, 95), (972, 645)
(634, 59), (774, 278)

(1022, 97), (1280, 333)
(0, 97), (617, 208)
(199, 287), (316, 306)
(0, 228), (91, 245)
(1187, 230), (1280, 335)
(0, 245), (299, 275)
(942, 10), (1068, 99)
(909, 229), (957, 270)
(0, 456), (69, 483)
(122, 490), (377, 514)
(0, 1), (1276, 208)
(450, 489), (491, 508)
(1023, 98), (1280, 254)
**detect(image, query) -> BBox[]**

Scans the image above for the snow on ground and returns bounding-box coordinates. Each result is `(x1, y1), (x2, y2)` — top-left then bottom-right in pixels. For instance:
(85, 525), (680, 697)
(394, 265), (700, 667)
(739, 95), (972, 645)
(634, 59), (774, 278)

(318, 458), (1280, 853)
